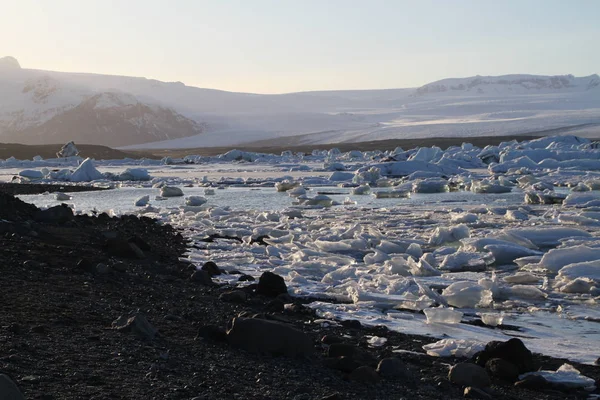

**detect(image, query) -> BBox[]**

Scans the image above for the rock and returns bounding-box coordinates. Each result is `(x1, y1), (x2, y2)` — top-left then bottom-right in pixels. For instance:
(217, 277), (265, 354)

(196, 325), (227, 342)
(0, 373), (25, 400)
(485, 358), (519, 382)
(238, 274), (255, 282)
(112, 313), (158, 340)
(448, 363), (491, 388)
(34, 204), (74, 224)
(376, 357), (410, 380)
(321, 335), (344, 345)
(475, 338), (535, 374)
(464, 386), (492, 399)
(349, 366), (380, 384)
(112, 262), (127, 272)
(190, 270), (213, 286)
(95, 263), (111, 274)
(219, 290), (247, 303)
(226, 317), (313, 357)
(323, 356), (363, 373)
(201, 261), (222, 276)
(514, 374), (548, 391)
(256, 271), (288, 297)
(340, 319), (362, 329)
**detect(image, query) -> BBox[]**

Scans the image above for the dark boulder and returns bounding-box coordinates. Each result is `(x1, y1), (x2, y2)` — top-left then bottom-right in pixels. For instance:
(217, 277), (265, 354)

(34, 204), (73, 224)
(475, 338), (535, 374)
(201, 261), (222, 276)
(256, 271), (287, 297)
(0, 374), (25, 400)
(485, 358), (520, 382)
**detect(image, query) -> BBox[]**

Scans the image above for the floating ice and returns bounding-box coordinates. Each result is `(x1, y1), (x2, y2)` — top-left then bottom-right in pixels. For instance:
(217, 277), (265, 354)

(134, 195), (150, 207)
(442, 281), (492, 308)
(423, 307), (464, 324)
(484, 244), (541, 265)
(539, 245), (600, 273)
(70, 158), (104, 182)
(557, 260), (600, 283)
(429, 224), (470, 246)
(185, 196), (208, 206)
(440, 251), (487, 272)
(480, 312), (504, 327)
(19, 169), (44, 179)
(520, 364), (596, 391)
(372, 190), (410, 199)
(351, 184), (371, 195)
(412, 178), (449, 193)
(423, 339), (485, 358)
(160, 186), (184, 197)
(55, 192), (71, 201)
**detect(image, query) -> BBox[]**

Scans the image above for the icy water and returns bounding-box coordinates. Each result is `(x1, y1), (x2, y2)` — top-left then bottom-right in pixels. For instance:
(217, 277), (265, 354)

(6, 135), (600, 365)
(18, 185), (525, 214)
(17, 182), (600, 365)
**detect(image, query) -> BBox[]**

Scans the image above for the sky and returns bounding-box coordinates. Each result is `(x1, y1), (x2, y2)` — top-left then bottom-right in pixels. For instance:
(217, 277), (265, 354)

(1, 0), (599, 94)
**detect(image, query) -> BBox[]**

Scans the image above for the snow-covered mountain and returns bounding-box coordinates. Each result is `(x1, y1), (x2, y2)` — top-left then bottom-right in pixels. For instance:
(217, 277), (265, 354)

(1, 56), (598, 148)
(0, 57), (204, 146)
(415, 74), (600, 96)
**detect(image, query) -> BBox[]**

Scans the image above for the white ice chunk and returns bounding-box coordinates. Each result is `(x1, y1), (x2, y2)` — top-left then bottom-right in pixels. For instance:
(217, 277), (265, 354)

(55, 192), (71, 201)
(134, 195), (150, 207)
(503, 272), (541, 284)
(500, 228), (591, 248)
(480, 312), (504, 327)
(519, 364), (596, 390)
(70, 158), (104, 182)
(540, 245), (600, 273)
(484, 244), (541, 265)
(429, 224), (470, 246)
(185, 196), (207, 206)
(451, 213), (478, 224)
(351, 184), (371, 195)
(442, 281), (492, 308)
(19, 169), (44, 179)
(423, 307), (464, 324)
(440, 251), (487, 272)
(160, 186), (184, 197)
(423, 339), (485, 358)
(557, 260), (600, 282)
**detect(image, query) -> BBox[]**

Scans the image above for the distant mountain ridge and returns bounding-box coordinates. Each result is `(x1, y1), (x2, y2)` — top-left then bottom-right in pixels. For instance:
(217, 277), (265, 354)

(416, 74), (600, 96)
(0, 56), (598, 148)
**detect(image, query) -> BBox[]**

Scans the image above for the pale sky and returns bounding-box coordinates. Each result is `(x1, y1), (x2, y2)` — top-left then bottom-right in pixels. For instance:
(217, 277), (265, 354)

(2, 0), (599, 94)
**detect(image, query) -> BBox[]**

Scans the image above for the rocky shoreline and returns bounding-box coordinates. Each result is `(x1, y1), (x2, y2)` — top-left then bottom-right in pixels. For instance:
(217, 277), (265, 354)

(1, 184), (599, 399)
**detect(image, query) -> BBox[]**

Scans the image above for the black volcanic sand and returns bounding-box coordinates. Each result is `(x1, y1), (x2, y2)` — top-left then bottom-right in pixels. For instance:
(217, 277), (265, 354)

(1, 186), (599, 400)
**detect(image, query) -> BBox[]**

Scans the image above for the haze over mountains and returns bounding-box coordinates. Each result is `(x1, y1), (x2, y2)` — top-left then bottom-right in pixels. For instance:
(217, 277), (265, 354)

(1, 56), (598, 149)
